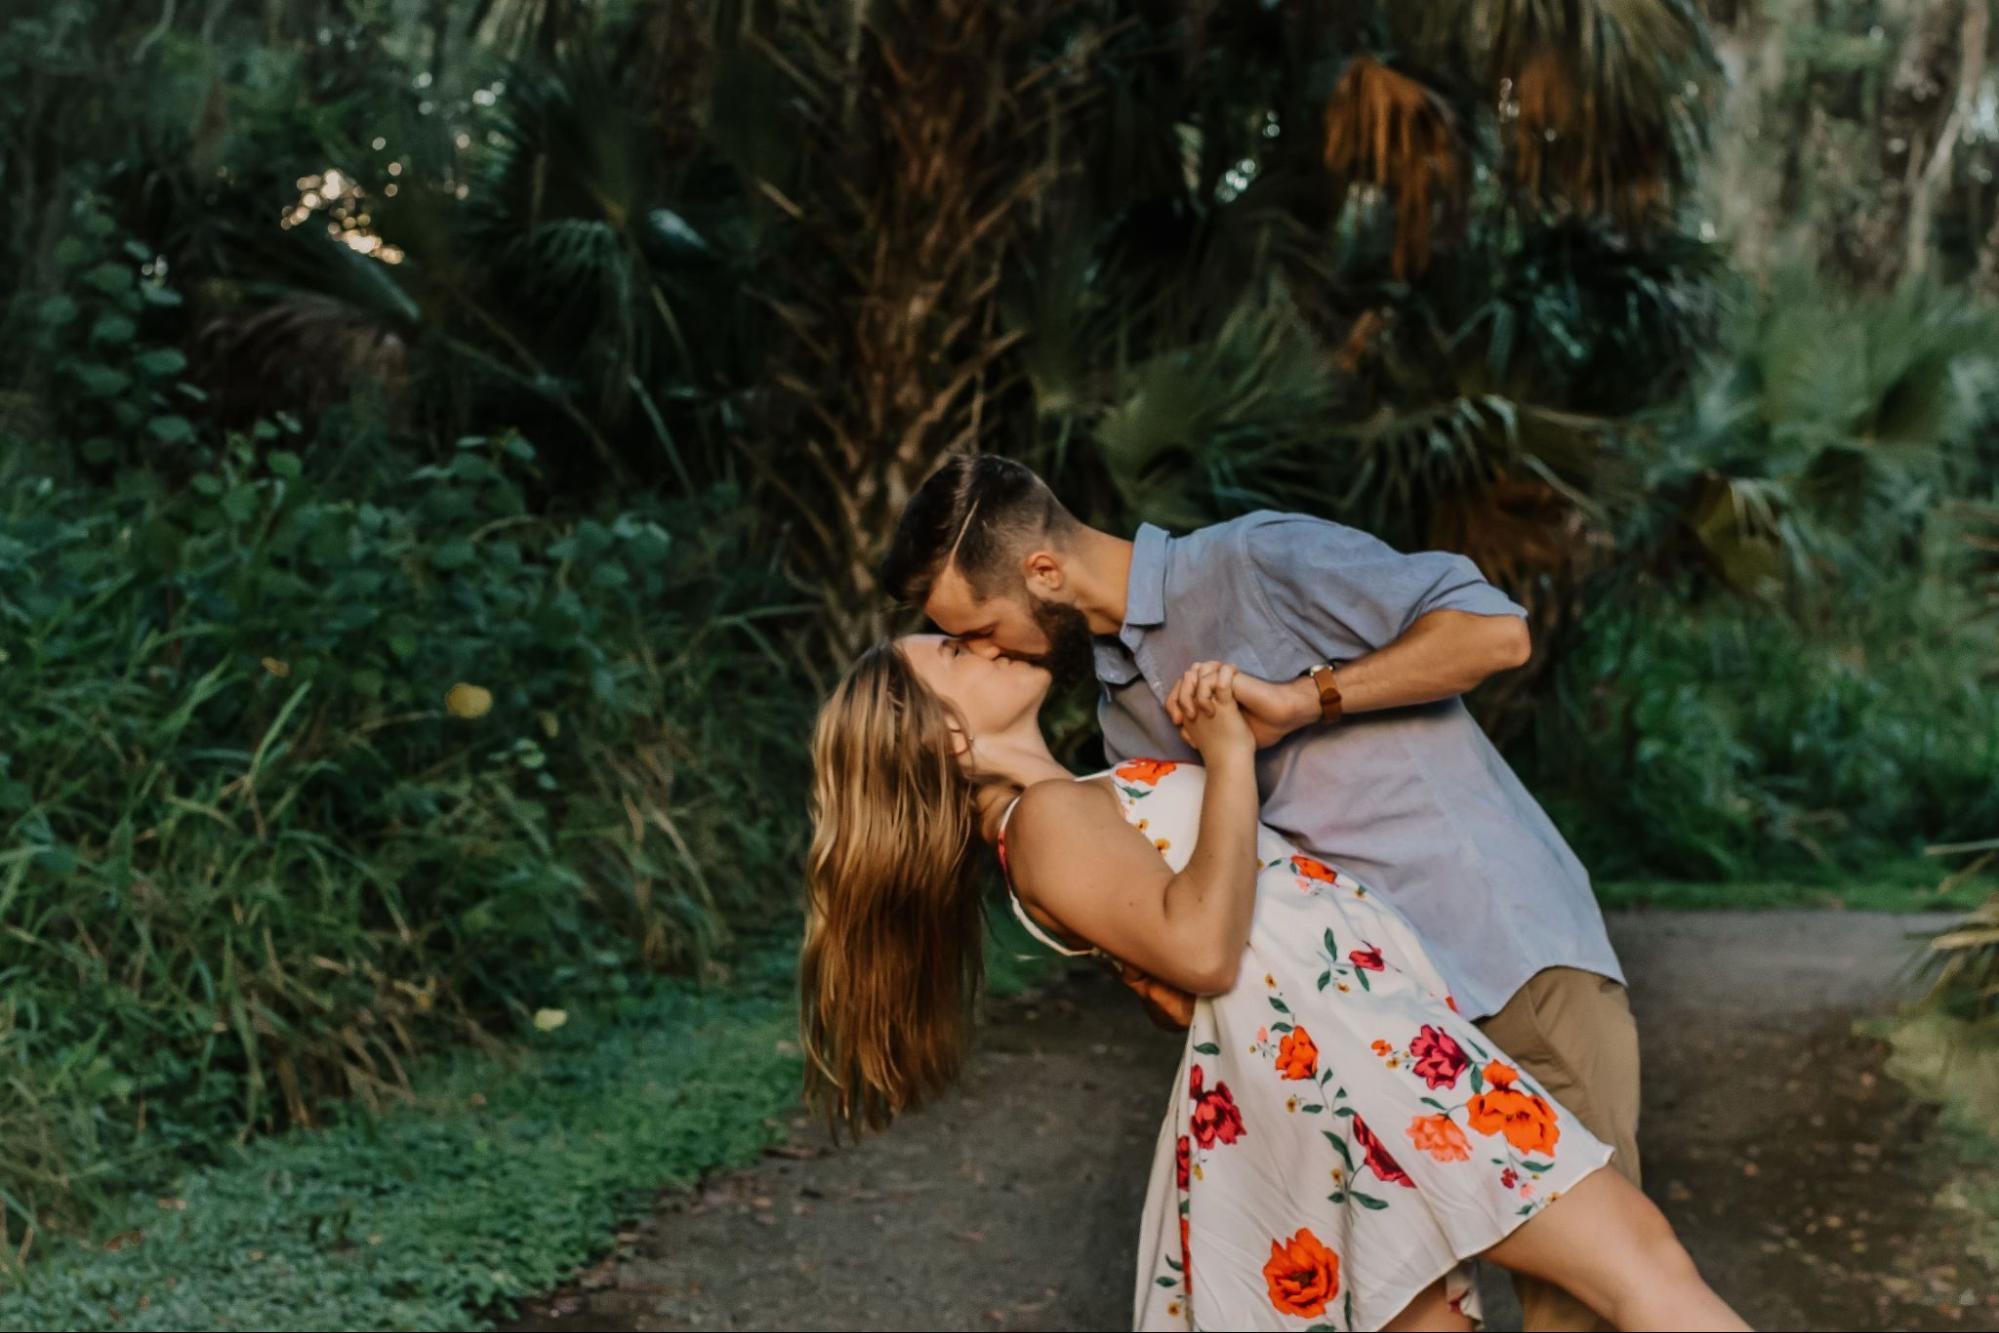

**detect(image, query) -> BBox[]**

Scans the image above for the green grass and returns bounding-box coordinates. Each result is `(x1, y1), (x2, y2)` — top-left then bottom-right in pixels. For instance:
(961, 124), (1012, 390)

(0, 908), (1061, 1332)
(0, 937), (805, 1331)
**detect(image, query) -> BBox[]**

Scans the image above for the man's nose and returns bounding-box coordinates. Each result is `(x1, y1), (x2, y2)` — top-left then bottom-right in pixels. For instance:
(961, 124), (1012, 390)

(965, 639), (1004, 661)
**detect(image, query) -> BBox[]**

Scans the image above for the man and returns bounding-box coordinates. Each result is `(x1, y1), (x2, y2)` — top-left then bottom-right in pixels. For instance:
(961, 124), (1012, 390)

(883, 454), (1638, 1333)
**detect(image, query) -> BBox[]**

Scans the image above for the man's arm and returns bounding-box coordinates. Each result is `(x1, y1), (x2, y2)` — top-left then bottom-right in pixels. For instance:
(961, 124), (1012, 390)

(1167, 515), (1529, 743)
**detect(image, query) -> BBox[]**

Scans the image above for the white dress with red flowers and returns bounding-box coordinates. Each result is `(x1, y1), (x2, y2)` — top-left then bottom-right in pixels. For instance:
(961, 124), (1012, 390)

(998, 761), (1614, 1332)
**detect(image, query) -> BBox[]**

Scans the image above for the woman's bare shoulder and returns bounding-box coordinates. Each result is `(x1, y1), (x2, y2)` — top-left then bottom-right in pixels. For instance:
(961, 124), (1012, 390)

(1006, 775), (1148, 896)
(1009, 773), (1120, 835)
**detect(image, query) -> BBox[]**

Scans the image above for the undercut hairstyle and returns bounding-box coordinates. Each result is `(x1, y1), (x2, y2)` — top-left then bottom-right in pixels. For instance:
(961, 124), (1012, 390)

(880, 455), (1078, 607)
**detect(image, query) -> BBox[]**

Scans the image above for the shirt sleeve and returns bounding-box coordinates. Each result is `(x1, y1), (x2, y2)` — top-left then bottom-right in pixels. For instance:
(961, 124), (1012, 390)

(1240, 512), (1526, 660)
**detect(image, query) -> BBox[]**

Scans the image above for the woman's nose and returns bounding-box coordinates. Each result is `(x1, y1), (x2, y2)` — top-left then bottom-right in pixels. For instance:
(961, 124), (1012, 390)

(966, 639), (1004, 661)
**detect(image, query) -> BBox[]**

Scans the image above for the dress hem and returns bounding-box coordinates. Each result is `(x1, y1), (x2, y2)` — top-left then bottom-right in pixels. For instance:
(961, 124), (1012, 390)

(1345, 1148), (1618, 1333)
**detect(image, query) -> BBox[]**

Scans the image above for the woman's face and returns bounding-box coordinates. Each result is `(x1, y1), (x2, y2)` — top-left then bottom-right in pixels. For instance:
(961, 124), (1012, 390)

(898, 633), (1050, 753)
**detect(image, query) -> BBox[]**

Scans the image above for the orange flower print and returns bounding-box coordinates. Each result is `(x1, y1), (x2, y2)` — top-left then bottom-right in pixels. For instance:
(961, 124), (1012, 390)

(1116, 758), (1178, 785)
(1370, 1039), (1393, 1057)
(1290, 854), (1338, 885)
(1407, 1113), (1472, 1163)
(1263, 1227), (1341, 1319)
(1466, 1061), (1562, 1156)
(1275, 1027), (1318, 1080)
(1179, 1214), (1193, 1297)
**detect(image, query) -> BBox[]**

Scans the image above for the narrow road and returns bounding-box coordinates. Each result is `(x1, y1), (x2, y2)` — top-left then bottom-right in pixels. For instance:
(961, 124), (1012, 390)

(508, 911), (1994, 1332)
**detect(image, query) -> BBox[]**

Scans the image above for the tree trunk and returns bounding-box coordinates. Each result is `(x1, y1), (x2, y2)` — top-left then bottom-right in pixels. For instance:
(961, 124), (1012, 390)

(1904, 0), (1990, 281)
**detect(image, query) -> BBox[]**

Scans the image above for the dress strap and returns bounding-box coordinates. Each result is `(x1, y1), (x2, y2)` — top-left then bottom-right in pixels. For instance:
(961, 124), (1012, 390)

(997, 792), (1098, 959)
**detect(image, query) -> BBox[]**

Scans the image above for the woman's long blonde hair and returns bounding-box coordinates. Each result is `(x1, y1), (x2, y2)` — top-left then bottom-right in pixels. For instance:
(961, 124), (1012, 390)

(800, 640), (988, 1134)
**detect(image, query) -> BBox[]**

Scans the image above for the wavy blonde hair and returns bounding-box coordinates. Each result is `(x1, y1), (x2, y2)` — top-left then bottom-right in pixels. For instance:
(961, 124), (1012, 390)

(799, 640), (988, 1134)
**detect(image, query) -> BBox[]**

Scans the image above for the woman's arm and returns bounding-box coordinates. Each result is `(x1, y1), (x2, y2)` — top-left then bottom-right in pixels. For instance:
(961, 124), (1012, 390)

(1007, 665), (1259, 995)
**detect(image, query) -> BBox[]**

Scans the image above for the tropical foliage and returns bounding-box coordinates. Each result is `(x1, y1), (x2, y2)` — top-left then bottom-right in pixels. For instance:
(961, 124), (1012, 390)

(2, 0), (1996, 1255)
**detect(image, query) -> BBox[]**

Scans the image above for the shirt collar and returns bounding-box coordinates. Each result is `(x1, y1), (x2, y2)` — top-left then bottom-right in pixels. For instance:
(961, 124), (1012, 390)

(1121, 522), (1171, 631)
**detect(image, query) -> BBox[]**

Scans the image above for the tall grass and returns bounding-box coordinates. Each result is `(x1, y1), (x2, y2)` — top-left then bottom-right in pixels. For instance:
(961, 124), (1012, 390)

(0, 428), (814, 1241)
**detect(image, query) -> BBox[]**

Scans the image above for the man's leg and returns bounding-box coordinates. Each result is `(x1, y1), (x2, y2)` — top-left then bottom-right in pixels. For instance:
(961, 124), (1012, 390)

(1474, 966), (1643, 1333)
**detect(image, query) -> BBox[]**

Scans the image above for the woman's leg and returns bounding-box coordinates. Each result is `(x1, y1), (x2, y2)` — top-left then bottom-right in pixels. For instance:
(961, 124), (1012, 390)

(1480, 1167), (1750, 1332)
(1382, 1276), (1475, 1332)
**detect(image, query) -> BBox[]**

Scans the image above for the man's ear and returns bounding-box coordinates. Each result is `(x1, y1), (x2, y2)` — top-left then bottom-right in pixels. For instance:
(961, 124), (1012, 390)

(1022, 549), (1064, 595)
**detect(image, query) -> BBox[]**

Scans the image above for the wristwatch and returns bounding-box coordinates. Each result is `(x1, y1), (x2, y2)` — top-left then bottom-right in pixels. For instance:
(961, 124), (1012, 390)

(1301, 662), (1343, 725)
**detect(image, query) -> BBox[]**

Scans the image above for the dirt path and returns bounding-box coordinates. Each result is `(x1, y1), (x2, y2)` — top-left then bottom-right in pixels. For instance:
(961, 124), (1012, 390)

(507, 912), (1997, 1332)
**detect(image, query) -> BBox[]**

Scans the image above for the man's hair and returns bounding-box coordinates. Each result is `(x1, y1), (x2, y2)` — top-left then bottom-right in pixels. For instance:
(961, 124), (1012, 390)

(880, 455), (1076, 607)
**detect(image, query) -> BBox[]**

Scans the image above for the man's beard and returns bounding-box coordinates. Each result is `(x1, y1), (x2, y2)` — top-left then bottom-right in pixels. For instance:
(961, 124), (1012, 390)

(1027, 598), (1097, 692)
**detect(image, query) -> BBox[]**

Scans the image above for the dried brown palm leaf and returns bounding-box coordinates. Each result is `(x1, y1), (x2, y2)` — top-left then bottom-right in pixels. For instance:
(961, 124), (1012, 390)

(1322, 57), (1466, 278)
(1480, 0), (1712, 228)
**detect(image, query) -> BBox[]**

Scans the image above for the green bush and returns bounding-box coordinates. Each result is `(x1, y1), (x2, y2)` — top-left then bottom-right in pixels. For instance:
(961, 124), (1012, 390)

(1528, 578), (1999, 880)
(0, 431), (813, 1236)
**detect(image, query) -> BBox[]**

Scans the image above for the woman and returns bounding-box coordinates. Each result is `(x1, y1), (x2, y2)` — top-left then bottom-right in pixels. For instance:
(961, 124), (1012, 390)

(800, 636), (1749, 1332)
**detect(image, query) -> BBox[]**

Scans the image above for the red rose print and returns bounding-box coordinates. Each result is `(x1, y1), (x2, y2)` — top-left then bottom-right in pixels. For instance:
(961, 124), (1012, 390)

(1409, 1024), (1469, 1090)
(1349, 945), (1384, 971)
(1189, 1068), (1247, 1149)
(1351, 1113), (1415, 1188)
(1176, 1135), (1190, 1190)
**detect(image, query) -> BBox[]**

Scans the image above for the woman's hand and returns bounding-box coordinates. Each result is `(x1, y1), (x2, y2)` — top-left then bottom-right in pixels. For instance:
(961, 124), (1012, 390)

(1168, 661), (1253, 760)
(1114, 960), (1197, 1031)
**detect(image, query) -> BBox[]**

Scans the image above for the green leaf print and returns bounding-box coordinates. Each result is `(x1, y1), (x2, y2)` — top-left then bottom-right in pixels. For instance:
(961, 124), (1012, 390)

(1356, 969), (1371, 992)
(1470, 1065), (1485, 1094)
(1322, 927), (1338, 956)
(1521, 1159), (1554, 1172)
(1156, 1275), (1178, 1287)
(1299, 1103), (1324, 1113)
(1119, 784), (1150, 800)
(1421, 1097), (1447, 1111)
(1322, 1131), (1354, 1171)
(1269, 996), (1291, 1014)
(1272, 1022), (1294, 1033)
(1193, 1042), (1220, 1055)
(1325, 1191), (1346, 1204)
(1317, 970), (1332, 992)
(1350, 1190), (1389, 1210)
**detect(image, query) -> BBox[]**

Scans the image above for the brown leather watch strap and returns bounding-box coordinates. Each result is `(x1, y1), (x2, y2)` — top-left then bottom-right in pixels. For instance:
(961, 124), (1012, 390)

(1306, 663), (1343, 725)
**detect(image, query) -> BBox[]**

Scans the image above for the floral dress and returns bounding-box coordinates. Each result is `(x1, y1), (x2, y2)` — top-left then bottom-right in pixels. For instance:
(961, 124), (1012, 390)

(996, 760), (1614, 1332)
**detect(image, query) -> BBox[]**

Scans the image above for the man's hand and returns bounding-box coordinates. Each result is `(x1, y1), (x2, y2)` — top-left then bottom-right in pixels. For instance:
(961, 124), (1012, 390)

(1161, 611), (1534, 747)
(1115, 960), (1196, 1031)
(1166, 664), (1317, 749)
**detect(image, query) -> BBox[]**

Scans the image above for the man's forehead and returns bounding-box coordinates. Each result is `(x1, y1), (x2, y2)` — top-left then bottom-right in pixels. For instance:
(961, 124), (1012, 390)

(923, 566), (999, 629)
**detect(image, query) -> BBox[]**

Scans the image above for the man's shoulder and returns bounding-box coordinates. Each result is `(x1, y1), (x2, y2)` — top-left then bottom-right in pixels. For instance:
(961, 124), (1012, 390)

(1182, 508), (1323, 552)
(1183, 509), (1380, 568)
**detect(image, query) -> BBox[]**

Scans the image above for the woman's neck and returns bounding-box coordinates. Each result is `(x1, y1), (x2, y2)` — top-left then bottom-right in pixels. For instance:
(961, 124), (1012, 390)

(971, 733), (1081, 845)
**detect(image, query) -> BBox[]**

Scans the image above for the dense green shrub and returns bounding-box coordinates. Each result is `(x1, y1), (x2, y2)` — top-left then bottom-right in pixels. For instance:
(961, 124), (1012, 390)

(1526, 578), (1999, 880)
(0, 432), (814, 1235)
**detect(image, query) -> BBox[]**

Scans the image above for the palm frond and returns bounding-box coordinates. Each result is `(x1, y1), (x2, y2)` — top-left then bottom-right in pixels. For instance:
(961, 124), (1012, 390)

(1322, 57), (1467, 278)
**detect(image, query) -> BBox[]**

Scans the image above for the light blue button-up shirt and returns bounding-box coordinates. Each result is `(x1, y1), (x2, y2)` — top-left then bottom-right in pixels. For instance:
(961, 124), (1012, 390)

(1094, 511), (1624, 1020)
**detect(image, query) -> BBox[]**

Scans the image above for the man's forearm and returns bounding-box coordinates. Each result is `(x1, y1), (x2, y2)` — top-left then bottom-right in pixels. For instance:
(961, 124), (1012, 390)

(1336, 610), (1529, 712)
(1277, 609), (1530, 729)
